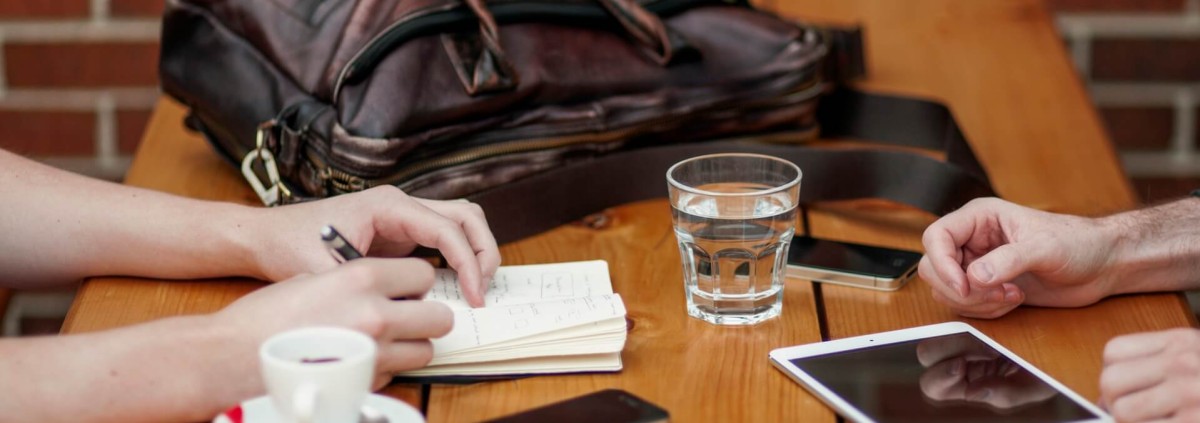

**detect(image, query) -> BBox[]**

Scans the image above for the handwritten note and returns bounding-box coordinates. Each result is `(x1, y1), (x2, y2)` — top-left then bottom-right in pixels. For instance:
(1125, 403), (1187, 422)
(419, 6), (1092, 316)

(399, 260), (628, 375)
(427, 260), (613, 309)
(432, 293), (626, 355)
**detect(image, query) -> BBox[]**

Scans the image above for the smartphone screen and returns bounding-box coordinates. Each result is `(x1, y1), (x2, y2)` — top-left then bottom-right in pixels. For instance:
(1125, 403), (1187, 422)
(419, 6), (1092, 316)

(485, 389), (668, 423)
(787, 237), (922, 288)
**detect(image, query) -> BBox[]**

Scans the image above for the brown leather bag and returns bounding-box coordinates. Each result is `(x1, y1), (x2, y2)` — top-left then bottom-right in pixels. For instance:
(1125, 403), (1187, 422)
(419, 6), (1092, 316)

(161, 0), (993, 242)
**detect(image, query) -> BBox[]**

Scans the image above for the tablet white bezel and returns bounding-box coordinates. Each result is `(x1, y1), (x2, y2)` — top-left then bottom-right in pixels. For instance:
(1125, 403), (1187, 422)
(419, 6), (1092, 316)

(768, 322), (1112, 423)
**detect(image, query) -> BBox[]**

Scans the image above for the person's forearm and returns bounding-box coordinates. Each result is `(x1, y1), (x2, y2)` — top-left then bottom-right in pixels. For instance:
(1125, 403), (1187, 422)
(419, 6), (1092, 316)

(0, 150), (266, 287)
(1102, 196), (1200, 294)
(0, 315), (256, 422)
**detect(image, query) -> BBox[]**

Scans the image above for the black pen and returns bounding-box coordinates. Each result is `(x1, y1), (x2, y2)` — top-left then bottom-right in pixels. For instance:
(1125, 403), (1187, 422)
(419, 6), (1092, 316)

(323, 225), (412, 301)
(321, 225), (363, 262)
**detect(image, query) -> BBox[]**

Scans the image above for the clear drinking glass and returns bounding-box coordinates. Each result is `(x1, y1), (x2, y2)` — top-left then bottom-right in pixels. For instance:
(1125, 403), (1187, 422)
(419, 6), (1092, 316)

(667, 153), (801, 325)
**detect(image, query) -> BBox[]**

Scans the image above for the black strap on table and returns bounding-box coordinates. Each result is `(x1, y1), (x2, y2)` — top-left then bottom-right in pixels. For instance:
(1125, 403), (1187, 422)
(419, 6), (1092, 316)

(466, 88), (996, 245)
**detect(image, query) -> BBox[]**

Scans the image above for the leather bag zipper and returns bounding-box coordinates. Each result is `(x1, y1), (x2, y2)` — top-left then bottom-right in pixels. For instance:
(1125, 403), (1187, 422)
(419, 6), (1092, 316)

(312, 77), (825, 194)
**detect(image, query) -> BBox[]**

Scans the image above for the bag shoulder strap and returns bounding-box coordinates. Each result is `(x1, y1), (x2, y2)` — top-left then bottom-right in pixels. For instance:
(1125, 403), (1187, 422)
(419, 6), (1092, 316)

(818, 88), (989, 185)
(467, 88), (995, 244)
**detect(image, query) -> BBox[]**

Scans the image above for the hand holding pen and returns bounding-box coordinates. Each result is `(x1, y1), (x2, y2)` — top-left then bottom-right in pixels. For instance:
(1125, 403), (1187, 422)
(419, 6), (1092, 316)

(320, 220), (493, 307)
(324, 225), (413, 300)
(321, 225), (364, 262)
(294, 189), (498, 308)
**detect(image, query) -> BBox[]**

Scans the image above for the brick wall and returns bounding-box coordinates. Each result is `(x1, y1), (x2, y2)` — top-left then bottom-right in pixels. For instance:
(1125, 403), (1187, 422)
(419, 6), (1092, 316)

(0, 0), (164, 336)
(1051, 0), (1200, 203)
(0, 0), (163, 181)
(0, 0), (1196, 201)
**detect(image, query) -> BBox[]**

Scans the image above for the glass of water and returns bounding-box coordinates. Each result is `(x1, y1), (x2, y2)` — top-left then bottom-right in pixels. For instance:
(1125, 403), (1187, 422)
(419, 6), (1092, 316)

(667, 153), (801, 325)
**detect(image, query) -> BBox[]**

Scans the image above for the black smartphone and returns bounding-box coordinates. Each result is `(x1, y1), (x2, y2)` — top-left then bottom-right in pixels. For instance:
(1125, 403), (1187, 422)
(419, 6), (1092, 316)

(485, 389), (669, 423)
(786, 236), (923, 291)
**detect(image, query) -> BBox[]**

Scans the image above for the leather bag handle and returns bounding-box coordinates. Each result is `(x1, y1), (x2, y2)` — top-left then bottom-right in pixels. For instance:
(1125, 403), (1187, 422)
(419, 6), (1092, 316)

(593, 0), (684, 65)
(454, 0), (521, 95)
(452, 0), (687, 95)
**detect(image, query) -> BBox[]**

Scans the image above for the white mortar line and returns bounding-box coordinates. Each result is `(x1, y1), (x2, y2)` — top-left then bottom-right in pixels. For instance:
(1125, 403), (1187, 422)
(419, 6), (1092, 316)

(1058, 14), (1200, 38)
(0, 88), (160, 111)
(1067, 26), (1092, 79)
(91, 0), (111, 23)
(1091, 83), (1200, 107)
(0, 20), (160, 42)
(3, 291), (80, 337)
(38, 156), (131, 181)
(1123, 152), (1200, 176)
(95, 92), (119, 171)
(1, 299), (19, 337)
(1173, 90), (1197, 159)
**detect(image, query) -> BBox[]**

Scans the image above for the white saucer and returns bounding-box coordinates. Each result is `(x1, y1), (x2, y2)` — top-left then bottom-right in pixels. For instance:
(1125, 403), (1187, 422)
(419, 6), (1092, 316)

(214, 393), (424, 423)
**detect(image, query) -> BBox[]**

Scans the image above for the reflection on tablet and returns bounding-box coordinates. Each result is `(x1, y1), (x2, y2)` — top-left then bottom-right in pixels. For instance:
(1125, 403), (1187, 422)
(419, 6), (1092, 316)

(790, 333), (1098, 423)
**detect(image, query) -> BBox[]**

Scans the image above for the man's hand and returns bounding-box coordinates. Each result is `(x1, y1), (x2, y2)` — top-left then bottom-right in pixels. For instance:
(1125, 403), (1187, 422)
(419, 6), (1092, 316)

(916, 335), (1057, 409)
(919, 197), (1120, 318)
(215, 258), (453, 389)
(1101, 328), (1200, 422)
(248, 186), (500, 307)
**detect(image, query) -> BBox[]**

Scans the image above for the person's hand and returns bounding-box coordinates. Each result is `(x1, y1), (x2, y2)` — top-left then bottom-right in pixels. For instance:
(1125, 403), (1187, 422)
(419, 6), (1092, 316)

(1100, 328), (1200, 422)
(247, 185), (500, 307)
(919, 197), (1120, 318)
(214, 258), (453, 389)
(916, 335), (1057, 409)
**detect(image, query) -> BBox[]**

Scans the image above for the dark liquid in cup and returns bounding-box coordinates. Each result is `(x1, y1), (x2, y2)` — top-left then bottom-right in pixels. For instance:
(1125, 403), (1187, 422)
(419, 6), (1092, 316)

(299, 357), (341, 364)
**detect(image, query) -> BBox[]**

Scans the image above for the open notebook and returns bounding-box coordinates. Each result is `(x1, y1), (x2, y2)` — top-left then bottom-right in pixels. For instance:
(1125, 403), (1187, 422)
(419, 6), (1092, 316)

(397, 260), (627, 377)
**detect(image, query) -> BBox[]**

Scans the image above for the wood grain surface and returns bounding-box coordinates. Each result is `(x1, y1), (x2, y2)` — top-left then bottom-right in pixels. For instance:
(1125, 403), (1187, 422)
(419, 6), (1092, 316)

(425, 202), (830, 422)
(431, 0), (1192, 419)
(58, 0), (1197, 421)
(771, 0), (1139, 215)
(806, 201), (1196, 403)
(771, 0), (1198, 405)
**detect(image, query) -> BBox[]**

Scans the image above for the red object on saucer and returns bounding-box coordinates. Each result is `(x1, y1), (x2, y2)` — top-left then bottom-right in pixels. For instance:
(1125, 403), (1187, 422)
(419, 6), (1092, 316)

(221, 405), (244, 423)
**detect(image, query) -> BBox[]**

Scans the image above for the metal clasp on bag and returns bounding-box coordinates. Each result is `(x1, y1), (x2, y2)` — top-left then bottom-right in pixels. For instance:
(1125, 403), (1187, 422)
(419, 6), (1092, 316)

(241, 121), (293, 207)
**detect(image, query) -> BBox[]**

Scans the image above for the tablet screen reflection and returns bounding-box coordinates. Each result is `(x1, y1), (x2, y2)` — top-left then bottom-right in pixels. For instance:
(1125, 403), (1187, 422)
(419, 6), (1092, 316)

(790, 333), (1097, 423)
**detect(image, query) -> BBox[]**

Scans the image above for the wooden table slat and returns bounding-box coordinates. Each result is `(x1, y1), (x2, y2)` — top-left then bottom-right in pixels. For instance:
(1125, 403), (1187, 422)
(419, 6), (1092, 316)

(426, 201), (829, 422)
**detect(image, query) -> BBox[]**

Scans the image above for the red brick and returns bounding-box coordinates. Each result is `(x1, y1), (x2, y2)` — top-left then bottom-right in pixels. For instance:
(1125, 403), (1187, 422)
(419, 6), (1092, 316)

(1092, 39), (1200, 81)
(1099, 107), (1173, 150)
(111, 0), (165, 17)
(1132, 176), (1200, 204)
(4, 42), (160, 88)
(19, 316), (64, 336)
(0, 0), (89, 18)
(1045, 0), (1184, 13)
(0, 110), (95, 156)
(117, 109), (152, 154)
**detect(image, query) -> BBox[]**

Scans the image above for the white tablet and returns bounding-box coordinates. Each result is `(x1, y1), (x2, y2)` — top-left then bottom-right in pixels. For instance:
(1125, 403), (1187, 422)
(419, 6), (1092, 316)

(769, 322), (1111, 423)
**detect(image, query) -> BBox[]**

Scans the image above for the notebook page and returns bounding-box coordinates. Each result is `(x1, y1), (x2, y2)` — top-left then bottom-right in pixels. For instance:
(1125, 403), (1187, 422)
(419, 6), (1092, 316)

(432, 294), (626, 355)
(430, 317), (626, 365)
(400, 352), (622, 377)
(427, 260), (612, 309)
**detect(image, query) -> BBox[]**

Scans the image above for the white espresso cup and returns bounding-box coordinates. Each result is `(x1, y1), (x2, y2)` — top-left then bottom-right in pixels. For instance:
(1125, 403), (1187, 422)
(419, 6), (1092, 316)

(260, 327), (377, 423)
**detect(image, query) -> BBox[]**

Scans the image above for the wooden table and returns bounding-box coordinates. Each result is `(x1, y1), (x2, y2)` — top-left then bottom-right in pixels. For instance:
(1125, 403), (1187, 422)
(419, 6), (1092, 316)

(63, 0), (1196, 421)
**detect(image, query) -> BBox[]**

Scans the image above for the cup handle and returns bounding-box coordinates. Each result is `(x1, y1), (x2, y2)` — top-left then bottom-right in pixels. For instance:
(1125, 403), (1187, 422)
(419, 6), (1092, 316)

(292, 383), (319, 423)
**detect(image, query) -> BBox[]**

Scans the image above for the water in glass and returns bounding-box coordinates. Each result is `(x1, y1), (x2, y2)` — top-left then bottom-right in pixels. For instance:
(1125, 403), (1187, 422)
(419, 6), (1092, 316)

(672, 182), (796, 325)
